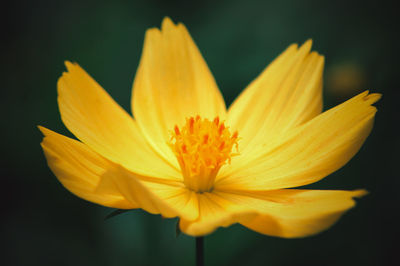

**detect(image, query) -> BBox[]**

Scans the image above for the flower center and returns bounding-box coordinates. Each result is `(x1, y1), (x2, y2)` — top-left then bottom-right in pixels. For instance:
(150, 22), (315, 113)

(169, 116), (239, 192)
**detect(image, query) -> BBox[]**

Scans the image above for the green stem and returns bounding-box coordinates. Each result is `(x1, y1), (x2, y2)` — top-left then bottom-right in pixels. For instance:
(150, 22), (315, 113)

(196, 237), (204, 266)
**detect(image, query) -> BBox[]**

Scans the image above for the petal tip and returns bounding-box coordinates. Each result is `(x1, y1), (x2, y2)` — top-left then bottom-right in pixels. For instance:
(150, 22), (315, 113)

(38, 125), (50, 136)
(352, 91), (381, 106)
(305, 38), (313, 46)
(353, 189), (369, 198)
(144, 27), (161, 40)
(161, 16), (176, 30)
(300, 39), (313, 52)
(364, 92), (382, 104)
(64, 60), (75, 71)
(287, 43), (299, 51)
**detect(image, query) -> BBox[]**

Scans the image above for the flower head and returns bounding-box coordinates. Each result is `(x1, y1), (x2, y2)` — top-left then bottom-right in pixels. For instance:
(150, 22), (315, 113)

(169, 116), (239, 192)
(39, 17), (380, 237)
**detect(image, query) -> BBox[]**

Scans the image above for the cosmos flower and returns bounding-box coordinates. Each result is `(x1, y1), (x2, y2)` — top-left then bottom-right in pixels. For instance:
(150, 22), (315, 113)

(39, 18), (380, 238)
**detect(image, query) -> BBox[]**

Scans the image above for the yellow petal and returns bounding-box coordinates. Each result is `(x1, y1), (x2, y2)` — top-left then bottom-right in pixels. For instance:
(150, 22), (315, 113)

(228, 189), (367, 238)
(217, 91), (381, 190)
(179, 192), (256, 236)
(58, 61), (180, 180)
(180, 189), (366, 238)
(227, 40), (323, 158)
(39, 126), (135, 209)
(39, 126), (199, 221)
(106, 164), (199, 221)
(132, 17), (227, 165)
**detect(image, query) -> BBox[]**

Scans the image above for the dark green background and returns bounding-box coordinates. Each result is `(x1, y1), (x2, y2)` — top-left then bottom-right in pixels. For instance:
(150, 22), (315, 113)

(2, 0), (398, 265)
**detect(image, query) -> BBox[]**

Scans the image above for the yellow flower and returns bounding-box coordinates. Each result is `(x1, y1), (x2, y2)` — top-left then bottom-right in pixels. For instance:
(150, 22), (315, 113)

(39, 17), (380, 238)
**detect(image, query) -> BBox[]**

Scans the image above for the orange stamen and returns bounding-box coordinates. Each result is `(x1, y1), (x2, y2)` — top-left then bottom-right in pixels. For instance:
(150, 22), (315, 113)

(232, 131), (238, 139)
(181, 144), (188, 153)
(213, 117), (220, 126)
(169, 116), (240, 192)
(219, 141), (225, 151)
(203, 134), (209, 144)
(189, 117), (195, 134)
(218, 124), (225, 135)
(174, 125), (180, 135)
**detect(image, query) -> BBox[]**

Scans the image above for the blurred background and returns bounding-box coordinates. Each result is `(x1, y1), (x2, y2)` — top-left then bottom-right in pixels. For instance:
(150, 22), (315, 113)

(2, 0), (399, 265)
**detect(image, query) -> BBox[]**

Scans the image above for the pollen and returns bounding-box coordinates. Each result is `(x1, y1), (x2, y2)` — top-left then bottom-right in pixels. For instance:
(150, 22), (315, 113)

(169, 116), (239, 192)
